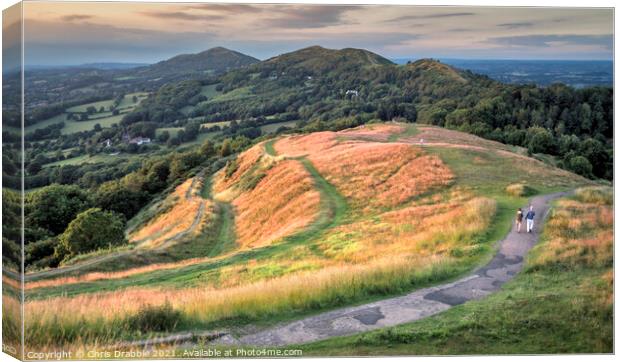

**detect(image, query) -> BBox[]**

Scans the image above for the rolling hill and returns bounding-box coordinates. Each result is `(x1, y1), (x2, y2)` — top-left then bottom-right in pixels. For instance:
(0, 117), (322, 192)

(123, 44), (611, 181)
(20, 123), (593, 351)
(134, 46), (259, 78)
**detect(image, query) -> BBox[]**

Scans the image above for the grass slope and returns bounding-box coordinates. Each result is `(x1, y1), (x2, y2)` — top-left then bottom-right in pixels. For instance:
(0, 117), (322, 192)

(21, 124), (595, 350)
(301, 186), (613, 355)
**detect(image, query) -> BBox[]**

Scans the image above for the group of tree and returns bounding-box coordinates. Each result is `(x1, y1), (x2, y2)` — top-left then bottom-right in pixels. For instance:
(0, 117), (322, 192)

(12, 134), (252, 269)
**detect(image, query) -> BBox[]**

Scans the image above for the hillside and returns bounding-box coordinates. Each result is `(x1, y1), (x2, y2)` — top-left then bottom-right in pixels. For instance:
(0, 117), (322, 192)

(135, 47), (259, 77)
(303, 186), (612, 354)
(260, 45), (394, 74)
(18, 124), (593, 351)
(119, 45), (612, 182)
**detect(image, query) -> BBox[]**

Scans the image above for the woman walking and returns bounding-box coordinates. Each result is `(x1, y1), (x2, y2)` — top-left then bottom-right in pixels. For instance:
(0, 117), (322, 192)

(515, 208), (523, 233)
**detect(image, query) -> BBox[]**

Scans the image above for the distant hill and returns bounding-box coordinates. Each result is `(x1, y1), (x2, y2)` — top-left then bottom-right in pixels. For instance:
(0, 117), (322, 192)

(134, 47), (259, 78)
(126, 44), (611, 181)
(78, 62), (150, 70)
(259, 45), (394, 74)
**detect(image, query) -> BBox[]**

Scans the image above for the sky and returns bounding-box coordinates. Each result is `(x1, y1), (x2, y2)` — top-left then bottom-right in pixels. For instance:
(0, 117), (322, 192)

(8, 1), (614, 66)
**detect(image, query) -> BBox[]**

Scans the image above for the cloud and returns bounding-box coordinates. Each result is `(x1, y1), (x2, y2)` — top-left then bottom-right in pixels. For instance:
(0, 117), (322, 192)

(497, 22), (534, 29)
(185, 4), (264, 13)
(447, 27), (478, 32)
(23, 19), (221, 65)
(138, 11), (223, 21)
(262, 6), (357, 29)
(385, 12), (475, 22)
(60, 14), (93, 22)
(488, 34), (613, 49)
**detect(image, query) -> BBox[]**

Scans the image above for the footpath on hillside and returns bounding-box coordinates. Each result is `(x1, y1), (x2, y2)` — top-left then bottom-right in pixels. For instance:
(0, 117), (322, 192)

(110, 186), (569, 349)
(196, 191), (566, 347)
(18, 172), (209, 281)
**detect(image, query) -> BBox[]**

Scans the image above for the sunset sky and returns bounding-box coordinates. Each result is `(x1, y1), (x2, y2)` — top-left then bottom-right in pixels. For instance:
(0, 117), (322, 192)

(11, 1), (615, 65)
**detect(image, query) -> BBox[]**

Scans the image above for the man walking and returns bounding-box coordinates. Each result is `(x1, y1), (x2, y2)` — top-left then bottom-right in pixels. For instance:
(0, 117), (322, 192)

(526, 205), (536, 233)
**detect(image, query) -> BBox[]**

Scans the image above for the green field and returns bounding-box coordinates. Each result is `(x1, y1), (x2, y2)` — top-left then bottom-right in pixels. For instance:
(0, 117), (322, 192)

(200, 84), (222, 98)
(66, 99), (116, 113)
(156, 127), (184, 137)
(42, 153), (141, 168)
(197, 86), (254, 106)
(27, 92), (148, 135)
(260, 120), (297, 133)
(117, 92), (148, 109)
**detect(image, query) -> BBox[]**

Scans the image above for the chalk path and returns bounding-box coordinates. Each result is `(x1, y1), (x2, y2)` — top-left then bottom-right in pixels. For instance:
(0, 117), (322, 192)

(208, 191), (566, 347)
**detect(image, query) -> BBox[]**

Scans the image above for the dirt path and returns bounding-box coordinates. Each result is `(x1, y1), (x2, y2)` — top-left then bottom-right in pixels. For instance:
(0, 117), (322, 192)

(23, 173), (208, 281)
(200, 191), (567, 347)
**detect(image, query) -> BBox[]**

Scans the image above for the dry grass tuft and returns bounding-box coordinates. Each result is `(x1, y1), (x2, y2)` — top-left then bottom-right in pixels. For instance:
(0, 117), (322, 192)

(529, 186), (613, 271)
(232, 160), (321, 248)
(505, 183), (534, 197)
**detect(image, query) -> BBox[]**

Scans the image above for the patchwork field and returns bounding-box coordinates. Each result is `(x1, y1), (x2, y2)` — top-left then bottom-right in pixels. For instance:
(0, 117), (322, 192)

(26, 92), (148, 135)
(19, 123), (592, 351)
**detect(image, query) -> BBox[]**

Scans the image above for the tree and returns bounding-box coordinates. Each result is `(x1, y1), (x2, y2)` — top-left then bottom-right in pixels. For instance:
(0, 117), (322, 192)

(94, 181), (149, 218)
(157, 131), (170, 143)
(26, 160), (43, 175)
(578, 138), (608, 178)
(527, 127), (555, 154)
(219, 139), (233, 157)
(26, 184), (92, 235)
(567, 156), (593, 178)
(144, 161), (170, 193)
(200, 140), (215, 157)
(93, 123), (102, 132)
(57, 208), (126, 258)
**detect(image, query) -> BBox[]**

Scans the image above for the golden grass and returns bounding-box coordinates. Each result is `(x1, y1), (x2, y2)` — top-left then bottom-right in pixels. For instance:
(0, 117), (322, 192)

(24, 254), (458, 347)
(530, 186), (613, 270)
(22, 185), (496, 348)
(232, 160), (321, 248)
(574, 186), (613, 205)
(212, 143), (265, 194)
(408, 125), (513, 151)
(2, 274), (21, 289)
(23, 124), (514, 349)
(130, 178), (208, 249)
(339, 123), (405, 142)
(505, 183), (532, 197)
(273, 132), (339, 158)
(276, 130), (453, 213)
(24, 257), (208, 290)
(318, 193), (495, 262)
(2, 294), (21, 346)
(311, 142), (453, 212)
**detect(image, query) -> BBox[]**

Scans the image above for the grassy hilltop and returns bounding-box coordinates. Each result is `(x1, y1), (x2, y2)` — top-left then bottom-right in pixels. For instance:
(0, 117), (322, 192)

(16, 123), (595, 351)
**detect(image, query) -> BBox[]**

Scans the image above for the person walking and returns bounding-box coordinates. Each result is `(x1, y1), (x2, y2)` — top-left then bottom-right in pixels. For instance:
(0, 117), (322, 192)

(526, 205), (536, 233)
(516, 208), (523, 233)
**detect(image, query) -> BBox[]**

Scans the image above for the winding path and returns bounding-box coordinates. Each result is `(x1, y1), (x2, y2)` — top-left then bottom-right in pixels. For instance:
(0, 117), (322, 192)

(206, 191), (567, 347)
(20, 172), (208, 282)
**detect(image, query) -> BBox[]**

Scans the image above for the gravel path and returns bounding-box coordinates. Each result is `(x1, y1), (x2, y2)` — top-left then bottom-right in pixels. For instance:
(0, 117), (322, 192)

(207, 191), (567, 347)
